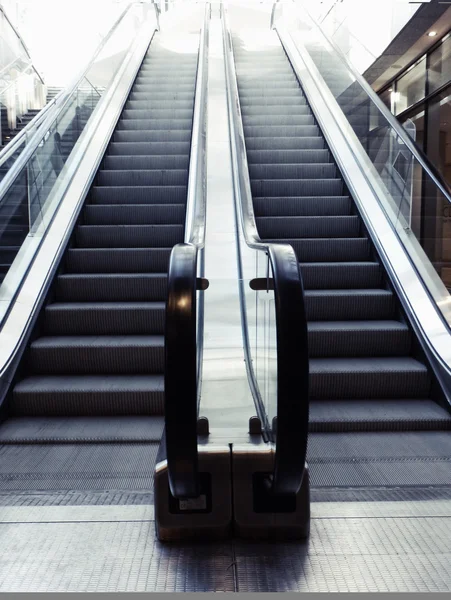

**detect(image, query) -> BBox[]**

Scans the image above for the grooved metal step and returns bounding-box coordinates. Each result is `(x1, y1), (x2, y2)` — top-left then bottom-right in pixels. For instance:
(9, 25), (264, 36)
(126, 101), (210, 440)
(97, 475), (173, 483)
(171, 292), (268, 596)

(29, 336), (164, 374)
(308, 320), (411, 357)
(76, 224), (183, 248)
(45, 302), (165, 335)
(251, 178), (344, 197)
(304, 289), (396, 321)
(65, 248), (171, 273)
(249, 163), (337, 179)
(309, 399), (451, 432)
(245, 137), (324, 150)
(247, 149), (331, 164)
(13, 375), (165, 416)
(244, 125), (319, 137)
(242, 104), (312, 116)
(103, 155), (189, 170)
(299, 262), (382, 289)
(56, 273), (167, 302)
(253, 196), (351, 216)
(116, 118), (192, 131)
(107, 141), (190, 155)
(83, 204), (185, 225)
(309, 357), (431, 399)
(0, 416), (165, 443)
(257, 215), (360, 238)
(90, 185), (187, 204)
(265, 238), (371, 261)
(114, 130), (191, 143)
(96, 169), (188, 186)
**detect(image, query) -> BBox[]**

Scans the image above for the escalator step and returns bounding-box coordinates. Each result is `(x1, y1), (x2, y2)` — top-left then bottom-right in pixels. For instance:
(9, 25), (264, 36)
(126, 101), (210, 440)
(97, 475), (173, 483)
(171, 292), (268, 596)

(241, 104), (311, 117)
(83, 204), (186, 225)
(121, 108), (193, 120)
(300, 262), (382, 289)
(96, 169), (188, 186)
(243, 115), (314, 127)
(253, 196), (351, 216)
(251, 178), (344, 197)
(240, 96), (308, 107)
(56, 273), (167, 302)
(309, 399), (451, 432)
(125, 99), (194, 111)
(65, 248), (171, 273)
(239, 84), (302, 94)
(249, 163), (337, 179)
(265, 237), (371, 262)
(132, 84), (195, 93)
(240, 94), (307, 106)
(116, 118), (192, 131)
(12, 375), (165, 416)
(29, 335), (164, 374)
(245, 136), (324, 150)
(45, 302), (165, 335)
(257, 215), (360, 238)
(0, 246), (21, 262)
(76, 224), (183, 248)
(0, 416), (165, 443)
(90, 185), (187, 204)
(128, 91), (194, 102)
(308, 320), (411, 357)
(107, 141), (190, 155)
(103, 155), (189, 170)
(135, 73), (196, 82)
(304, 289), (396, 320)
(247, 149), (332, 164)
(114, 129), (191, 143)
(309, 357), (430, 399)
(244, 124), (319, 137)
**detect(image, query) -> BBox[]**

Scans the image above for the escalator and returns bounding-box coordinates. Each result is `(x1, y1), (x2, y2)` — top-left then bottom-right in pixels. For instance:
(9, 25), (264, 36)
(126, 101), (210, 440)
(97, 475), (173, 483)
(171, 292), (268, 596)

(229, 27), (451, 489)
(0, 27), (201, 495)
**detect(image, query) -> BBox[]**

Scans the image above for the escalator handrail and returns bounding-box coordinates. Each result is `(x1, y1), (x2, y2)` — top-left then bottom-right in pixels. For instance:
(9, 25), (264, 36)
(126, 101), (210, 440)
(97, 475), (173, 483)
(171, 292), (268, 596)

(0, 0), (153, 207)
(285, 0), (451, 206)
(164, 2), (210, 499)
(221, 3), (309, 496)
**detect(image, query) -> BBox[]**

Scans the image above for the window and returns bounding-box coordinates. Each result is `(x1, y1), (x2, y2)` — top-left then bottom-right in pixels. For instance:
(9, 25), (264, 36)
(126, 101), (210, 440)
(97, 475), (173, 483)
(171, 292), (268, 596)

(394, 57), (426, 115)
(428, 35), (451, 95)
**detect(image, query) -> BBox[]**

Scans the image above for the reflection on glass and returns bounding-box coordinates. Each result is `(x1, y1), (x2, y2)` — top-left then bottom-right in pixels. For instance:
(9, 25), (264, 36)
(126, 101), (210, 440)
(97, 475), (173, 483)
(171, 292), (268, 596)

(0, 3), (153, 296)
(254, 251), (277, 441)
(429, 35), (451, 95)
(400, 107), (424, 238)
(425, 88), (451, 290)
(379, 87), (392, 112)
(280, 1), (451, 325)
(394, 58), (426, 115)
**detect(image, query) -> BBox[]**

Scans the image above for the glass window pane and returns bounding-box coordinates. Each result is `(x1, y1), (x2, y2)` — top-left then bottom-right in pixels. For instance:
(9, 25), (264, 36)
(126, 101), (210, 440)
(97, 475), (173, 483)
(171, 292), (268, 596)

(426, 86), (451, 184)
(400, 106), (425, 150)
(428, 35), (451, 95)
(424, 86), (451, 290)
(380, 87), (393, 112)
(394, 57), (426, 115)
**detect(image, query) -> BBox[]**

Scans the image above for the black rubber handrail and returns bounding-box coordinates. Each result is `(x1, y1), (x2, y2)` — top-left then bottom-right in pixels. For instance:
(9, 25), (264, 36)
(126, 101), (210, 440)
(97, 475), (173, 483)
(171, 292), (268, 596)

(165, 244), (201, 499)
(221, 3), (309, 496)
(164, 2), (210, 500)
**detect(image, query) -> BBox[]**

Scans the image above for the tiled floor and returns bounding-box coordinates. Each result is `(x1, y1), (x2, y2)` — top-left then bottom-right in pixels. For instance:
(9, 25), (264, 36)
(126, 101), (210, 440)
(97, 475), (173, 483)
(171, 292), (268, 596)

(1, 495), (451, 592)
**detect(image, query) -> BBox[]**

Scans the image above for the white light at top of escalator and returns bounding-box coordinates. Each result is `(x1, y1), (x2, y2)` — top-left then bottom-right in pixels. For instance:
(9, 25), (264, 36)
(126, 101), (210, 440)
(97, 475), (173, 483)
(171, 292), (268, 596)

(428, 31), (438, 37)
